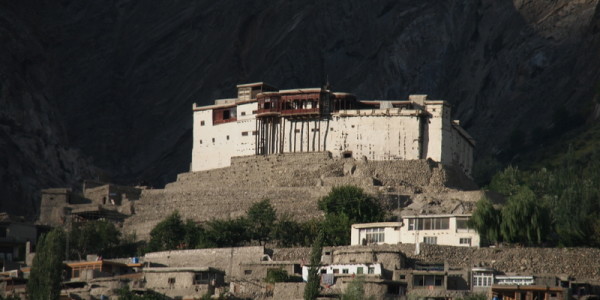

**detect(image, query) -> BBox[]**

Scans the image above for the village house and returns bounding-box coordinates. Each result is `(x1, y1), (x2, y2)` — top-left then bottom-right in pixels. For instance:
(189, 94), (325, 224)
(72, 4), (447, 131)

(143, 267), (225, 298)
(192, 83), (475, 176)
(394, 262), (471, 300)
(301, 263), (383, 284)
(38, 181), (141, 227)
(350, 214), (480, 247)
(0, 213), (36, 264)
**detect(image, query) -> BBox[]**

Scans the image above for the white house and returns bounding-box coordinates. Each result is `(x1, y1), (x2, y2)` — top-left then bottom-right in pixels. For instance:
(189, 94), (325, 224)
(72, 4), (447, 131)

(301, 263), (382, 282)
(191, 83), (475, 175)
(350, 214), (480, 247)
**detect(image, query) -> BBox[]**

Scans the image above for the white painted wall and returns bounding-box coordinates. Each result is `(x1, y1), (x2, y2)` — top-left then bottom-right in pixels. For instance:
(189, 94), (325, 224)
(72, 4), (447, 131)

(191, 92), (475, 175)
(350, 215), (480, 247)
(330, 109), (423, 160)
(301, 263), (382, 282)
(191, 102), (257, 172)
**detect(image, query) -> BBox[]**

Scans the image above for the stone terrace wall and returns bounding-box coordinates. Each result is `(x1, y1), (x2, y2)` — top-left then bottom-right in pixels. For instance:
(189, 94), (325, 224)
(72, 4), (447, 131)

(144, 246), (264, 279)
(124, 152), (478, 239)
(330, 244), (600, 283)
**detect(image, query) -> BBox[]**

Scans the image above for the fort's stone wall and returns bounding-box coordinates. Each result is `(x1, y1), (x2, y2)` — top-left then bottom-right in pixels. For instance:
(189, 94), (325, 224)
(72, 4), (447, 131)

(123, 152), (479, 240)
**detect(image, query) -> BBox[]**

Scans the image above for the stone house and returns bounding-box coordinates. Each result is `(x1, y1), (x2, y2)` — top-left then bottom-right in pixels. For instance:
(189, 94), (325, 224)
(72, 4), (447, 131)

(394, 262), (471, 300)
(192, 83), (475, 176)
(350, 214), (480, 248)
(238, 261), (301, 281)
(0, 213), (36, 263)
(65, 259), (140, 281)
(39, 182), (141, 227)
(301, 263), (383, 284)
(143, 267), (224, 298)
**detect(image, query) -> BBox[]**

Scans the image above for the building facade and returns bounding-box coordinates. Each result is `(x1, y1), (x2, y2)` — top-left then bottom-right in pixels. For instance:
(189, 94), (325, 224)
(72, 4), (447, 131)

(350, 214), (480, 247)
(192, 83), (475, 175)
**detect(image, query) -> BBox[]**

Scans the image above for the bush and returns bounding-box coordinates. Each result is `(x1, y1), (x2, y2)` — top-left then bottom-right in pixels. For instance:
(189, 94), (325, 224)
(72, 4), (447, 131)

(265, 268), (289, 283)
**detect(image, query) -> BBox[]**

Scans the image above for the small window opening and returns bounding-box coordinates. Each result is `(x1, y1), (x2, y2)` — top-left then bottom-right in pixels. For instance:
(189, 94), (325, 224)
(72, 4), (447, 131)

(343, 151), (353, 158)
(200, 121), (205, 126)
(223, 110), (231, 120)
(212, 138), (215, 143)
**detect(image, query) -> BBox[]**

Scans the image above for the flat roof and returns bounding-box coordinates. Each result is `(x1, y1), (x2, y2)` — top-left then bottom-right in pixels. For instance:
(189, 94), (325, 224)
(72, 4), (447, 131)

(351, 222), (403, 229)
(401, 213), (472, 218)
(144, 267), (223, 273)
(236, 82), (269, 88)
(278, 88), (323, 94)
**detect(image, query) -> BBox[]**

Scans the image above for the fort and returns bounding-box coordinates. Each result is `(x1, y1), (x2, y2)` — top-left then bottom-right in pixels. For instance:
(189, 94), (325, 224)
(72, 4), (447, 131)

(192, 83), (475, 176)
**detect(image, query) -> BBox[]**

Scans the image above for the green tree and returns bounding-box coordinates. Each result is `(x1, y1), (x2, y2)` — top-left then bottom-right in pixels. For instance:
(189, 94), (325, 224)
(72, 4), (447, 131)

(69, 220), (121, 259)
(318, 186), (384, 223)
(488, 166), (522, 197)
(147, 211), (186, 252)
(247, 199), (277, 245)
(27, 228), (66, 300)
(468, 197), (501, 245)
(304, 231), (324, 300)
(317, 186), (385, 246)
(272, 214), (309, 247)
(265, 268), (289, 283)
(500, 186), (550, 244)
(204, 218), (249, 247)
(321, 213), (352, 246)
(341, 276), (374, 300)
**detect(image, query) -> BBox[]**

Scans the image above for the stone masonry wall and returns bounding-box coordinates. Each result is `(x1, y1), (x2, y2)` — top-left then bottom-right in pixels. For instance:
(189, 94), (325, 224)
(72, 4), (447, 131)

(123, 152), (478, 240)
(144, 246), (265, 279)
(328, 244), (600, 283)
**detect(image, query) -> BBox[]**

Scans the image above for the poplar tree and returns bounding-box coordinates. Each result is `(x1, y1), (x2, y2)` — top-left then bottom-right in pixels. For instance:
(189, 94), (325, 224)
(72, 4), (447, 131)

(27, 228), (66, 300)
(304, 231), (323, 300)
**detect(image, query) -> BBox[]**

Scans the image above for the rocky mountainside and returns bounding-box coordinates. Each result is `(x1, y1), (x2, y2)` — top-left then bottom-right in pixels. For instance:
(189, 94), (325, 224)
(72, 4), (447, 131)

(1, 0), (599, 219)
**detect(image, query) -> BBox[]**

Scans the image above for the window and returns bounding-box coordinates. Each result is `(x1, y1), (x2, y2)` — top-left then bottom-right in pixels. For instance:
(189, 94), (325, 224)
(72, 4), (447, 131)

(408, 218), (449, 231)
(195, 272), (212, 284)
(423, 236), (437, 245)
(473, 272), (493, 287)
(456, 217), (470, 229)
(226, 135), (230, 140)
(357, 267), (364, 274)
(200, 121), (205, 126)
(212, 138), (215, 143)
(168, 277), (176, 285)
(342, 269), (349, 274)
(199, 140), (202, 144)
(241, 111), (246, 116)
(295, 129), (301, 133)
(311, 128), (319, 132)
(242, 132), (249, 136)
(252, 131), (258, 135)
(252, 110), (257, 114)
(223, 110), (231, 120)
(368, 267), (375, 274)
(244, 270), (252, 275)
(459, 238), (472, 245)
(73, 270), (80, 278)
(320, 269), (327, 274)
(333, 269), (339, 274)
(362, 227), (385, 244)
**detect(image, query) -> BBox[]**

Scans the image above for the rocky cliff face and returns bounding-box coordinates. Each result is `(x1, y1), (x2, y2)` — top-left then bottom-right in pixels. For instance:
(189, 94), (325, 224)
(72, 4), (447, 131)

(1, 0), (599, 218)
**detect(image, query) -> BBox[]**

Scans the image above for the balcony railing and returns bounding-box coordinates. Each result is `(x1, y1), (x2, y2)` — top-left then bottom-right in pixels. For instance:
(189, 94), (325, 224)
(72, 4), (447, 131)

(281, 108), (319, 116)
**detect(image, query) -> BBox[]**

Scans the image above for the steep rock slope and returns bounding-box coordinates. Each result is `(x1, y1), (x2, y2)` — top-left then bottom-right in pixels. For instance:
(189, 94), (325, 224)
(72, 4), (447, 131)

(1, 0), (600, 218)
(0, 3), (95, 218)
